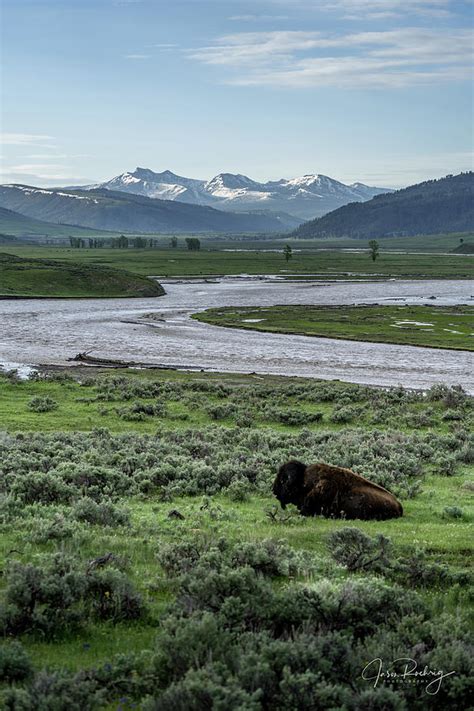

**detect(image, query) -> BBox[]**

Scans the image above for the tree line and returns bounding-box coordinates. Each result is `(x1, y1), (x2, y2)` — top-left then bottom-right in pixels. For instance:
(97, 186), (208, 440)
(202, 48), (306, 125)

(69, 236), (201, 250)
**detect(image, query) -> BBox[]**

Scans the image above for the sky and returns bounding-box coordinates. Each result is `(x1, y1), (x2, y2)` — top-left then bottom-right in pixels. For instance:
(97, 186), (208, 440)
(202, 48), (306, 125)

(1, 0), (473, 188)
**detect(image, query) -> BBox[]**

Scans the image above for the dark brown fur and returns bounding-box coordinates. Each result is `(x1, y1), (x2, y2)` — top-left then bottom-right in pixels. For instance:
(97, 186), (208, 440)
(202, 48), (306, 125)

(273, 460), (403, 520)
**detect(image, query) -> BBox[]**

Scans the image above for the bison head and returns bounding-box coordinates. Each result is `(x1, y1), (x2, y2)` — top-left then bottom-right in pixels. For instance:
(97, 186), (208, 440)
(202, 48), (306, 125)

(273, 460), (306, 509)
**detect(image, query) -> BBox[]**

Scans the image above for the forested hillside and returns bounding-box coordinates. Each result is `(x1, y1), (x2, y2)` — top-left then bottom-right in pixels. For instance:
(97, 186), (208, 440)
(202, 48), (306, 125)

(294, 173), (474, 238)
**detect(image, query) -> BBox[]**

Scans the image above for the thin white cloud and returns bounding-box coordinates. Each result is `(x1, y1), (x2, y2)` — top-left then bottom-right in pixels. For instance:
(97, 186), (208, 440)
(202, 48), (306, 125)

(0, 133), (55, 146)
(1, 165), (91, 183)
(7, 164), (72, 172)
(319, 0), (453, 19)
(228, 15), (289, 22)
(189, 28), (473, 88)
(124, 53), (150, 60)
(25, 153), (90, 160)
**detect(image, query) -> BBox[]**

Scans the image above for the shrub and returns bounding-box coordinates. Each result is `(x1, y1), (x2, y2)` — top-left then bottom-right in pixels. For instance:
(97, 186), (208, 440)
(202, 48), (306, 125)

(392, 549), (453, 588)
(158, 537), (312, 582)
(25, 513), (84, 543)
(327, 528), (392, 573)
(72, 497), (130, 527)
(0, 641), (32, 682)
(432, 454), (458, 476)
(427, 384), (468, 407)
(117, 400), (167, 421)
(234, 411), (255, 428)
(10, 472), (75, 505)
(1, 669), (105, 710)
(442, 409), (464, 421)
(330, 405), (363, 424)
(206, 404), (234, 421)
(265, 408), (324, 426)
(86, 568), (144, 621)
(158, 540), (203, 577)
(27, 396), (58, 413)
(0, 553), (144, 638)
(226, 480), (252, 503)
(0, 424), (468, 503)
(442, 505), (464, 519)
(143, 665), (262, 711)
(1, 554), (89, 637)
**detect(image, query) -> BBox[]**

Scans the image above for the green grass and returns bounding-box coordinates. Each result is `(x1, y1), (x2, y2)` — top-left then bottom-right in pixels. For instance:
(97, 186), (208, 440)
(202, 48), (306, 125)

(193, 304), (474, 351)
(0, 252), (165, 297)
(0, 368), (472, 684)
(0, 367), (469, 434)
(204, 232), (473, 253)
(4, 474), (470, 673)
(1, 244), (473, 279)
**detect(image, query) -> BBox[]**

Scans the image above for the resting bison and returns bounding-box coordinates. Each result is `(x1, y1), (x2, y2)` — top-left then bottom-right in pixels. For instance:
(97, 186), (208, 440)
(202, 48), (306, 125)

(273, 461), (403, 520)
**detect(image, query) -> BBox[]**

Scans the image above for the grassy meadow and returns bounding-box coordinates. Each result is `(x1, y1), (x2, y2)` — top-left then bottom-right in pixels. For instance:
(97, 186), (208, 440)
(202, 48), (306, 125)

(194, 304), (474, 351)
(1, 244), (473, 281)
(0, 368), (472, 708)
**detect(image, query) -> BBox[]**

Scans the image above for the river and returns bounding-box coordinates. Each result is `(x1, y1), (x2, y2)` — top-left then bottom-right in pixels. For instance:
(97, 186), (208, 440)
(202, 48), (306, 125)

(1, 278), (473, 391)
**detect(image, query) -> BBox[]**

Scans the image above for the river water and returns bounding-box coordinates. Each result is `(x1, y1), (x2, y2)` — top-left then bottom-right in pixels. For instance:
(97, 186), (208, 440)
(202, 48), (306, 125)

(1, 278), (473, 391)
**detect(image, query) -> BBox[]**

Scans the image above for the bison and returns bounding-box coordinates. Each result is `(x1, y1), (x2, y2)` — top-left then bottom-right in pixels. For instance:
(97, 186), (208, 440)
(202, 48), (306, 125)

(273, 460), (403, 520)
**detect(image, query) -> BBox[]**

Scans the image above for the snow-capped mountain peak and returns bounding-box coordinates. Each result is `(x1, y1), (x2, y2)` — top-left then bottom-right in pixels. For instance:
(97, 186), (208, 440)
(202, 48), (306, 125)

(91, 167), (391, 219)
(205, 173), (262, 191)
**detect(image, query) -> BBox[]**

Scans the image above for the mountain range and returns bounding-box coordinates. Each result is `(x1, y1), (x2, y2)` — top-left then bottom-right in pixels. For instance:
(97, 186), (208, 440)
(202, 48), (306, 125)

(0, 185), (298, 234)
(294, 173), (474, 239)
(81, 167), (391, 220)
(3, 171), (467, 239)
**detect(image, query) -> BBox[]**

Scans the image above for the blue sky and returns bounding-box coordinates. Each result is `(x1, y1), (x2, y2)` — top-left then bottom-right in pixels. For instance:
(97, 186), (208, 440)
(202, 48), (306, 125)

(1, 0), (472, 187)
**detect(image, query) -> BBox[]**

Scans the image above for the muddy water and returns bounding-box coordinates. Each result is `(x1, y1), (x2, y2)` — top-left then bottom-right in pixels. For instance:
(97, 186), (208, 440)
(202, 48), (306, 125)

(1, 278), (473, 391)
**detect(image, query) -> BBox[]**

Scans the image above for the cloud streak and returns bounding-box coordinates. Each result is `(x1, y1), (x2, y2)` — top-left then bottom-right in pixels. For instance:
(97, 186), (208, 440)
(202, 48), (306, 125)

(228, 14), (289, 22)
(189, 28), (473, 88)
(318, 0), (453, 19)
(124, 53), (151, 59)
(0, 133), (55, 146)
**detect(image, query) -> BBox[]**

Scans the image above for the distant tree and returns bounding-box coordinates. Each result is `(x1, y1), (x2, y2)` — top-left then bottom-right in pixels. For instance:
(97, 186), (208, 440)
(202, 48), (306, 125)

(170, 236), (178, 248)
(132, 237), (148, 249)
(69, 236), (85, 248)
(368, 239), (379, 262)
(185, 237), (201, 251)
(283, 244), (293, 263)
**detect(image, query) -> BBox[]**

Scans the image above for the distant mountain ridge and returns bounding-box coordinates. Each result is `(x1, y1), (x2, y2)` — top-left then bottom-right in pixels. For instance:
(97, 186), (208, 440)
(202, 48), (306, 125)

(88, 167), (391, 219)
(0, 184), (298, 234)
(293, 173), (474, 239)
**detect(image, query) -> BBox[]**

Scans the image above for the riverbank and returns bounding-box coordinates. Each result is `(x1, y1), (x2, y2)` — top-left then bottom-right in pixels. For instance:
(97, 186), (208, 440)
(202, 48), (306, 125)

(193, 304), (474, 351)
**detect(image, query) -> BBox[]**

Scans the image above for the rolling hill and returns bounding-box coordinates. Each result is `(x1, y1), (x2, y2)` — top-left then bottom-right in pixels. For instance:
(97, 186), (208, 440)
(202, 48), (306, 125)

(0, 185), (299, 234)
(0, 206), (113, 239)
(0, 252), (165, 298)
(293, 173), (474, 239)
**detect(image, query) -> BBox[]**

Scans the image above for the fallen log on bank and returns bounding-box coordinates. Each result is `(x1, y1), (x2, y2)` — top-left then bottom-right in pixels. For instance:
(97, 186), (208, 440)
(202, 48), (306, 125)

(67, 351), (182, 370)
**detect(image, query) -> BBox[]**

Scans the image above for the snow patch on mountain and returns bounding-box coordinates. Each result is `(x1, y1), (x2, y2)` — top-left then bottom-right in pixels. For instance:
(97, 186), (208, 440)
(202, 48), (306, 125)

(9, 186), (99, 202)
(89, 167), (392, 220)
